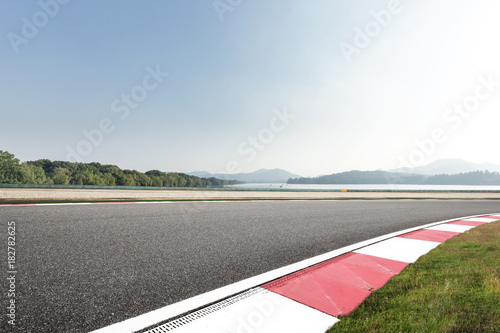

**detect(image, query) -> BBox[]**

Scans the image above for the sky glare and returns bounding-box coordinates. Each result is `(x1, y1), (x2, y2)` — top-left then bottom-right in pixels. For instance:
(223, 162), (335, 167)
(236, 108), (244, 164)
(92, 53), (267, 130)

(1, 0), (499, 177)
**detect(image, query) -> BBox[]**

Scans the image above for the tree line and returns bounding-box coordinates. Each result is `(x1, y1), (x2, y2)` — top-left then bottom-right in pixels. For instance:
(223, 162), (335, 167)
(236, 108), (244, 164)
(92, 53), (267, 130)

(0, 150), (241, 187)
(288, 170), (500, 185)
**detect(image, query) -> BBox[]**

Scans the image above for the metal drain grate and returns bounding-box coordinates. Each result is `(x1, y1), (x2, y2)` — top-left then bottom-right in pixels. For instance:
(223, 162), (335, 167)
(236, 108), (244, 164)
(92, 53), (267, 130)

(143, 288), (265, 332)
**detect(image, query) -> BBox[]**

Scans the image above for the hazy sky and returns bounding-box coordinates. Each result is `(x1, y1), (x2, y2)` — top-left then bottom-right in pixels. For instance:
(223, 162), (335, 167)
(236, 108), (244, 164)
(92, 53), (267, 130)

(1, 0), (499, 177)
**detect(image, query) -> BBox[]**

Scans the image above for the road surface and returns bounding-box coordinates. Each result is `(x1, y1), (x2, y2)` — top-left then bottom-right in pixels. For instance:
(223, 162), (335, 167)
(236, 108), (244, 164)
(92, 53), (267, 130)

(1, 200), (499, 332)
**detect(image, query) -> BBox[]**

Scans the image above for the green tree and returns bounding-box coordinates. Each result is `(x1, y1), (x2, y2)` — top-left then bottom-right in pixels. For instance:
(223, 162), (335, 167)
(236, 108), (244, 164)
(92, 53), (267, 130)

(122, 174), (136, 186)
(145, 170), (168, 178)
(28, 159), (54, 175)
(177, 176), (187, 187)
(101, 173), (116, 186)
(20, 163), (47, 184)
(125, 170), (152, 186)
(71, 170), (85, 185)
(3, 149), (239, 188)
(0, 150), (22, 183)
(148, 175), (163, 187)
(52, 167), (71, 185)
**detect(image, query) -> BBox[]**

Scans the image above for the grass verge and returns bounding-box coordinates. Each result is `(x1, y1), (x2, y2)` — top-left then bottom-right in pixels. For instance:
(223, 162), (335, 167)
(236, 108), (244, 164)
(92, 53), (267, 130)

(327, 220), (500, 333)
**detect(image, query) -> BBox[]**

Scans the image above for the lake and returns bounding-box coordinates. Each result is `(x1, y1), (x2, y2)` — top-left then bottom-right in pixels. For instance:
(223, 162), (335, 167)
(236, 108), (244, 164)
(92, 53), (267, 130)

(226, 183), (500, 191)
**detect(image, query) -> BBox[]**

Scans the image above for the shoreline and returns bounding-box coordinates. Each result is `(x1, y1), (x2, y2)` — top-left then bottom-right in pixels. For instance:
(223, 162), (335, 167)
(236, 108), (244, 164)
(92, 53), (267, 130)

(2, 188), (500, 203)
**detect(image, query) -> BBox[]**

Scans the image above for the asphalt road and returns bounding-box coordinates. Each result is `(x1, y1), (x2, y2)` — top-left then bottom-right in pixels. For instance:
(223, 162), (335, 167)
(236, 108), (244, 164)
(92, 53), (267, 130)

(1, 200), (499, 332)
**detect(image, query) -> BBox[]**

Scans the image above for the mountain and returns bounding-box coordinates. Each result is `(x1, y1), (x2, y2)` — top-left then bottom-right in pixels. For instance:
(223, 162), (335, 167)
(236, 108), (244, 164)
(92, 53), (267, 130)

(288, 170), (422, 185)
(391, 159), (500, 175)
(189, 168), (302, 183)
(288, 170), (500, 185)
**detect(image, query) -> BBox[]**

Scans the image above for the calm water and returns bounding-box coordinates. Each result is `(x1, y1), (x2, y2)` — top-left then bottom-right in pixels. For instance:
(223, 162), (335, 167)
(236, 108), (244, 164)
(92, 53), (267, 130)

(227, 183), (500, 191)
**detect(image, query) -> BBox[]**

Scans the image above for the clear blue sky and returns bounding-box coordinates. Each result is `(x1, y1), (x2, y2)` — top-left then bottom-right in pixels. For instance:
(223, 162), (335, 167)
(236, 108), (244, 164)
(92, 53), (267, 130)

(1, 0), (499, 177)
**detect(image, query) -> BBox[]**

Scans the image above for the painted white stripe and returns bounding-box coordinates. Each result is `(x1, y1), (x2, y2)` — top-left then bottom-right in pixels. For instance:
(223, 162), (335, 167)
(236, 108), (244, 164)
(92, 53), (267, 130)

(463, 217), (498, 223)
(354, 237), (441, 263)
(426, 224), (474, 233)
(144, 288), (337, 333)
(29, 200), (259, 207)
(34, 202), (93, 206)
(90, 213), (489, 333)
(134, 201), (174, 204)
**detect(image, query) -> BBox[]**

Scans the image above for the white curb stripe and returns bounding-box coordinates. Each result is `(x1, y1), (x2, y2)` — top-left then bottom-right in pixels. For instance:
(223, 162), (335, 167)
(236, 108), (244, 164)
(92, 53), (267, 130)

(463, 217), (498, 223)
(426, 224), (475, 233)
(354, 238), (441, 263)
(144, 288), (337, 333)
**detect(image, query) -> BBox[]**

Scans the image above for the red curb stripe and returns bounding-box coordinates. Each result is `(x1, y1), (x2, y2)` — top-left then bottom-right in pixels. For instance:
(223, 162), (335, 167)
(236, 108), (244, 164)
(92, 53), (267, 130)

(480, 215), (500, 219)
(340, 252), (408, 275)
(267, 270), (372, 316)
(262, 253), (355, 290)
(398, 229), (459, 243)
(263, 253), (408, 316)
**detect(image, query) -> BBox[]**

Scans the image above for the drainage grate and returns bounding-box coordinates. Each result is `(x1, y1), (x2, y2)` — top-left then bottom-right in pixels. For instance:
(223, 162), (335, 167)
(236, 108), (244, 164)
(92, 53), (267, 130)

(143, 288), (264, 332)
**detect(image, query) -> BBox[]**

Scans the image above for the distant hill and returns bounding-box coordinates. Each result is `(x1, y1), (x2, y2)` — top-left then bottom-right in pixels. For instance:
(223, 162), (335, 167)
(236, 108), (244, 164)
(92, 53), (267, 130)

(288, 170), (500, 185)
(189, 168), (301, 183)
(391, 159), (500, 175)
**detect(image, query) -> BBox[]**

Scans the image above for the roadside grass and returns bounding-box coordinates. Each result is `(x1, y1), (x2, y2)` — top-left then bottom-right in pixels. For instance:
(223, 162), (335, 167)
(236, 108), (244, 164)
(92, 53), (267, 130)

(327, 220), (500, 333)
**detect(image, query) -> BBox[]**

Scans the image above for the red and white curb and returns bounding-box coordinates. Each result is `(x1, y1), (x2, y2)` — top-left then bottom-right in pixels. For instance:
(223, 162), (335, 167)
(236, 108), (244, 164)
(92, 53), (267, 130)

(85, 213), (500, 333)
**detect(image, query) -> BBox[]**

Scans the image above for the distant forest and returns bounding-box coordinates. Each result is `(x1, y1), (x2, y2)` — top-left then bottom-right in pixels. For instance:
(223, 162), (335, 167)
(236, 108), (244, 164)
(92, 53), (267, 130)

(0, 150), (241, 187)
(288, 170), (500, 185)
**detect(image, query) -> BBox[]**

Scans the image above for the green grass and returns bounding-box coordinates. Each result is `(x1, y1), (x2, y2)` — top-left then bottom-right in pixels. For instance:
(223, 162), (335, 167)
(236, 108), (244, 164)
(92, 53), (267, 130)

(327, 221), (500, 333)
